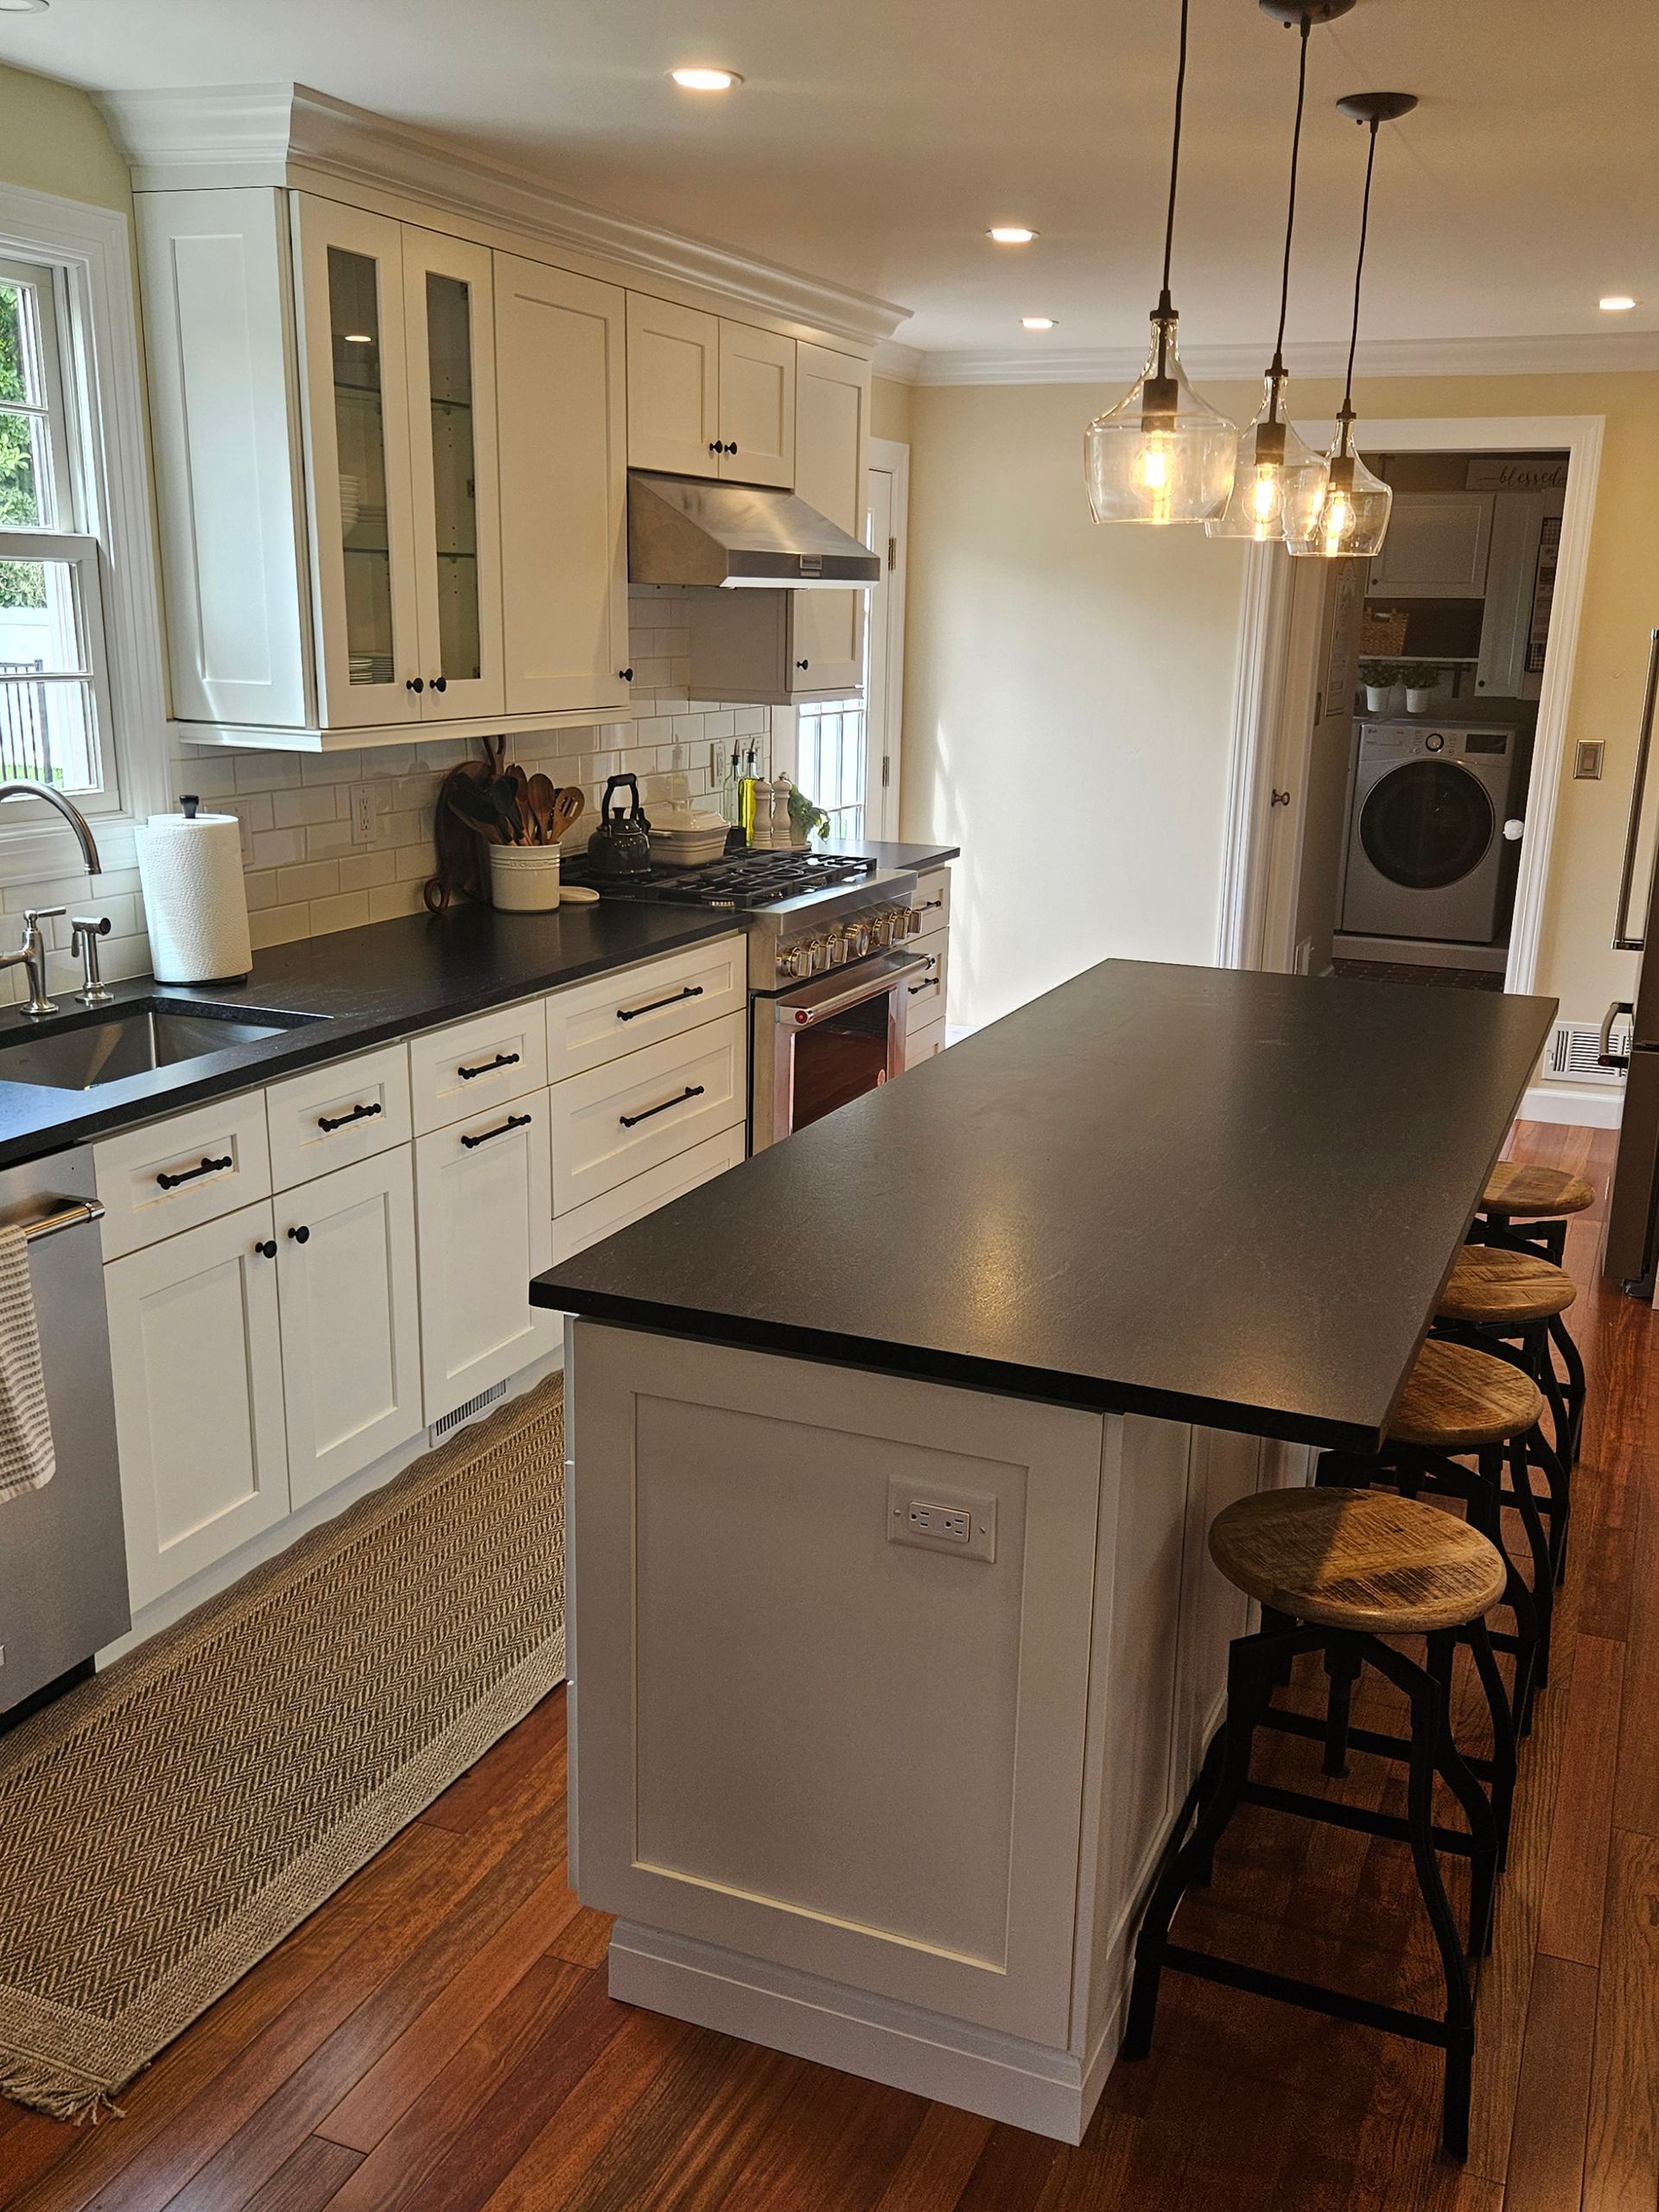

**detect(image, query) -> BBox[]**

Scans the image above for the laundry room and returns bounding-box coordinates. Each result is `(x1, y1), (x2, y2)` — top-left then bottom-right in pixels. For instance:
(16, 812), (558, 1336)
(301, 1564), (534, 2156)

(1294, 447), (1569, 991)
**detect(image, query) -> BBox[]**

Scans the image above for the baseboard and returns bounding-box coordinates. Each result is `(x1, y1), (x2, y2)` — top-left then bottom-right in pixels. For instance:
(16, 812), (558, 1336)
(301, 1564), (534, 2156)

(1521, 1083), (1624, 1129)
(607, 1920), (1095, 2142)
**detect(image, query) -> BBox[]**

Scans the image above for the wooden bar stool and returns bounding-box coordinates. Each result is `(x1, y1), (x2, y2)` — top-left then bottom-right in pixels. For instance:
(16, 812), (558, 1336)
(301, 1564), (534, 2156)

(1436, 1243), (1585, 1562)
(1318, 1338), (1554, 1738)
(1473, 1161), (1595, 1267)
(1123, 1488), (1506, 2160)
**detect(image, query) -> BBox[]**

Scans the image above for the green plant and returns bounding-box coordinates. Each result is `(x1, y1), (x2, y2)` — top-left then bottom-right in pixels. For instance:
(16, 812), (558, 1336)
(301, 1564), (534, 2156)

(786, 784), (832, 842)
(1357, 659), (1396, 690)
(1400, 663), (1444, 690)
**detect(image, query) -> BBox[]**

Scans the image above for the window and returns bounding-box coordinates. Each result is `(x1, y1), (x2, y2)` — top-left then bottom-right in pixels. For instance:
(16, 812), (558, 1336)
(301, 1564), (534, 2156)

(796, 695), (868, 843)
(0, 253), (117, 806)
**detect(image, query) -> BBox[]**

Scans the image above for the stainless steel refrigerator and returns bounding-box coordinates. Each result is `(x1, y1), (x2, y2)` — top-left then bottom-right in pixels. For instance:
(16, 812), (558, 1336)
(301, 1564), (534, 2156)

(1603, 626), (1659, 1290)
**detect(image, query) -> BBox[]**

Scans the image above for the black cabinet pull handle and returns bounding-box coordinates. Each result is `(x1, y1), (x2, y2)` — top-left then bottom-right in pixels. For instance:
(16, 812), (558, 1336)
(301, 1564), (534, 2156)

(919, 894), (944, 911)
(619, 667), (634, 682)
(796, 659), (809, 671)
(724, 442), (738, 454)
(619, 1084), (704, 1129)
(616, 983), (703, 1023)
(317, 1100), (384, 1134)
(430, 676), (447, 694)
(461, 1111), (531, 1150)
(457, 1049), (520, 1080)
(156, 1154), (232, 1191)
(288, 1224), (310, 1244)
(907, 982), (935, 995)
(406, 677), (425, 694)
(255, 1238), (276, 1259)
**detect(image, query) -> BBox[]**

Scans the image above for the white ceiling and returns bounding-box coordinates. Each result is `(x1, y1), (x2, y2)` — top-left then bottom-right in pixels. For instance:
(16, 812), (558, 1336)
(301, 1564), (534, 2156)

(3, 0), (1655, 365)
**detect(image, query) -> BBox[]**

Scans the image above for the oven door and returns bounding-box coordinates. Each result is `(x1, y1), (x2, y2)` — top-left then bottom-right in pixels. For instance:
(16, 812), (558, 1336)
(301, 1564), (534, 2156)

(754, 951), (930, 1148)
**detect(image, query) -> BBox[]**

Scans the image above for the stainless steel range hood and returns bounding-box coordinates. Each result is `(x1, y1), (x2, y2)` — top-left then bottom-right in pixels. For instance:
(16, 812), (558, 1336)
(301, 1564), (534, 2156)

(628, 472), (881, 590)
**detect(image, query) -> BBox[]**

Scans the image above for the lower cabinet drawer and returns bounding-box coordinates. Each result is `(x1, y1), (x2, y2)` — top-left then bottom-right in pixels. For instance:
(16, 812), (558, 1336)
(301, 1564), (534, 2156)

(547, 933), (747, 1079)
(414, 1090), (558, 1422)
(550, 1010), (747, 1216)
(266, 1043), (412, 1191)
(409, 998), (549, 1135)
(902, 1015), (946, 1071)
(910, 867), (951, 931)
(549, 1126), (746, 1269)
(902, 938), (949, 1027)
(105, 1198), (290, 1610)
(95, 1091), (272, 1261)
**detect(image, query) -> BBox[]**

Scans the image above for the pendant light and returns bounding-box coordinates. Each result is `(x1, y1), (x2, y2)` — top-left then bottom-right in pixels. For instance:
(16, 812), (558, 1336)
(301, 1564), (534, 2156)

(1285, 88), (1417, 559)
(1084, 0), (1238, 524)
(1205, 0), (1351, 541)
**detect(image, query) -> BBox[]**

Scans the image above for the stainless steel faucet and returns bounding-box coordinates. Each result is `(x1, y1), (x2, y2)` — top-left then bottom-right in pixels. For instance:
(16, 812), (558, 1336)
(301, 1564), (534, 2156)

(0, 783), (105, 1019)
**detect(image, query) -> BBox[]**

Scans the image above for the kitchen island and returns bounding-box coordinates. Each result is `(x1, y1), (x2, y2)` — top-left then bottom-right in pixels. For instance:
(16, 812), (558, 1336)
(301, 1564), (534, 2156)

(531, 961), (1554, 2141)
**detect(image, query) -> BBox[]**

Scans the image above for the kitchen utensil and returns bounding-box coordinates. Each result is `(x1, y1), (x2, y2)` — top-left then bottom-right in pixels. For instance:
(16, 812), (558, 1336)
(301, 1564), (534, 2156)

(551, 785), (586, 840)
(523, 772), (557, 845)
(650, 793), (729, 866)
(586, 772), (652, 879)
(558, 884), (601, 904)
(485, 775), (526, 843)
(489, 841), (562, 911)
(424, 761), (495, 912)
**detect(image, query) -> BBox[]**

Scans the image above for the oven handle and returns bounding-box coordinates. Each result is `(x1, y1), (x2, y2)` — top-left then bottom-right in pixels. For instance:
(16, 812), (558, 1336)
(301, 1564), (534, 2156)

(774, 953), (930, 1027)
(16, 1198), (106, 1245)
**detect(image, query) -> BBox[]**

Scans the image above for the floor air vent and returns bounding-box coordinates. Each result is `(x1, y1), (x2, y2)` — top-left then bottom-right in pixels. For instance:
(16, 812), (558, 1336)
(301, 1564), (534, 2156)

(1543, 1016), (1630, 1086)
(429, 1379), (509, 1448)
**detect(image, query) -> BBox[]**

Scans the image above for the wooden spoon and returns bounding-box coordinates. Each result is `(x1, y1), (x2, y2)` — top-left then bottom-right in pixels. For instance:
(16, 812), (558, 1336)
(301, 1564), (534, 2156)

(551, 785), (585, 840)
(524, 772), (558, 846)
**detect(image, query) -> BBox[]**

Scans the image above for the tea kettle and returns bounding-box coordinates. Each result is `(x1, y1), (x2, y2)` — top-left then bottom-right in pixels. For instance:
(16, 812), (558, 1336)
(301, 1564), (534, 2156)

(586, 772), (652, 879)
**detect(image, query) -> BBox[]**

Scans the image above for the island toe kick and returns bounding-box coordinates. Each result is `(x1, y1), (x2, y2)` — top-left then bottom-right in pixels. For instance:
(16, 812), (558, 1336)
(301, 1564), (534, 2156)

(563, 1320), (1302, 2142)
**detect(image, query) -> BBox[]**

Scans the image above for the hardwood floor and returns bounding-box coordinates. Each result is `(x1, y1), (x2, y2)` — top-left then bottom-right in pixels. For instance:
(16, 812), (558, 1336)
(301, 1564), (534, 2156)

(3, 1118), (1649, 2211)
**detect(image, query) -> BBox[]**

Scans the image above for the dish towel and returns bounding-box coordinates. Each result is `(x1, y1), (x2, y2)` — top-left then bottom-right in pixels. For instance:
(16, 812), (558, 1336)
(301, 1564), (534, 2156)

(0, 1222), (54, 1503)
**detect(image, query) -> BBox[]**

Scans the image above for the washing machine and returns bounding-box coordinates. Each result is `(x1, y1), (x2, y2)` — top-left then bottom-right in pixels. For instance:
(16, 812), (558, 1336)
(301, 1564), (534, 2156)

(1340, 721), (1516, 945)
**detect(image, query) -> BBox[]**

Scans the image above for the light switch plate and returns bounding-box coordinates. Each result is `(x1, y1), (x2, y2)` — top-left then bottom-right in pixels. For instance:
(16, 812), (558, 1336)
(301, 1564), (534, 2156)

(887, 1478), (996, 1563)
(1574, 741), (1605, 780)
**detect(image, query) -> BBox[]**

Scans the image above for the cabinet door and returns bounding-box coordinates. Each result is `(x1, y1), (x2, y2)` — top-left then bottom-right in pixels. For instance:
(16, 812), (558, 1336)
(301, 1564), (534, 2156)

(293, 195), (422, 728)
(1367, 491), (1494, 598)
(402, 226), (503, 720)
(718, 321), (796, 488)
(105, 1199), (289, 1611)
(790, 343), (871, 695)
(626, 294), (721, 475)
(414, 1089), (556, 1422)
(276, 1148), (423, 1509)
(498, 256), (631, 719)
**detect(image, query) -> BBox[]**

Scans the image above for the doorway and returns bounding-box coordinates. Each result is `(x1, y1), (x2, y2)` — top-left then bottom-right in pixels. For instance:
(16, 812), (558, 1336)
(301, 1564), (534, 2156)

(1222, 415), (1603, 997)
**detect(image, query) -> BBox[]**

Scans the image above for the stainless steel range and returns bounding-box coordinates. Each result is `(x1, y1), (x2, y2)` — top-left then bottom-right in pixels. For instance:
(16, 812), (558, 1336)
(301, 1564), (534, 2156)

(559, 849), (931, 1147)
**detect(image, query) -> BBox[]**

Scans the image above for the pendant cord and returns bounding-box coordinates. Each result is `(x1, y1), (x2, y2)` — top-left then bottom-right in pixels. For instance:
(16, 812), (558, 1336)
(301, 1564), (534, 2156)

(1340, 118), (1380, 421)
(1269, 21), (1311, 385)
(1157, 0), (1191, 312)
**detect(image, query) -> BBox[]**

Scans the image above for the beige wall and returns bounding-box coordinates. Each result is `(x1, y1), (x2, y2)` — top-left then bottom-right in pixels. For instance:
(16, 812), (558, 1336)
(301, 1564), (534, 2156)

(872, 376), (915, 446)
(0, 62), (130, 212)
(900, 366), (1659, 1035)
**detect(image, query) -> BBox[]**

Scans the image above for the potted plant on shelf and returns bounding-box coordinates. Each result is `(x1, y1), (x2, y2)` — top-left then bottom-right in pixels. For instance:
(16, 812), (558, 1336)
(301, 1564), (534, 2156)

(1401, 664), (1443, 713)
(1358, 659), (1397, 714)
(787, 785), (833, 848)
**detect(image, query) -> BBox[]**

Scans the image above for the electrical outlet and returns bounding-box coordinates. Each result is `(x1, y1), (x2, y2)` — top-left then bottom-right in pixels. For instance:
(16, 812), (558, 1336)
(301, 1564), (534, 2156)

(887, 1480), (996, 1562)
(350, 783), (377, 846)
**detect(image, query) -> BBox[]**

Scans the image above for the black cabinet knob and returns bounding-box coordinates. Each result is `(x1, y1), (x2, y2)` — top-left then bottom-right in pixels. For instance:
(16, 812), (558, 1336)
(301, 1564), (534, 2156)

(709, 441), (721, 454)
(725, 442), (738, 455)
(255, 1238), (276, 1259)
(796, 659), (810, 671)
(430, 676), (447, 693)
(288, 1224), (310, 1245)
(619, 667), (634, 682)
(406, 677), (425, 695)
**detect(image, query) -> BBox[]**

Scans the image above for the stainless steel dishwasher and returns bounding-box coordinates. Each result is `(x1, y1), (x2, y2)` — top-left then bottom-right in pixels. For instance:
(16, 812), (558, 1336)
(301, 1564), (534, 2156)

(0, 1146), (128, 1721)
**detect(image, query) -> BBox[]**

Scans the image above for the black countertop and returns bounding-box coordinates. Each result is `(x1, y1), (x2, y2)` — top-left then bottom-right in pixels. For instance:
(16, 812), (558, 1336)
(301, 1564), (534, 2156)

(532, 960), (1555, 1450)
(0, 901), (743, 1169)
(818, 837), (960, 872)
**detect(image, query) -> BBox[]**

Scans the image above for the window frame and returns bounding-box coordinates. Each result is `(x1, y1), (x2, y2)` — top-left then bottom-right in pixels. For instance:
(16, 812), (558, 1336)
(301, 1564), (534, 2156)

(0, 182), (171, 880)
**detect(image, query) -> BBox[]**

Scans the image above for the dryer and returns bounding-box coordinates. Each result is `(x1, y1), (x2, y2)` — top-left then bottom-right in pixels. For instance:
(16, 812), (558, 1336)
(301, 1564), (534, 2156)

(1340, 721), (1516, 945)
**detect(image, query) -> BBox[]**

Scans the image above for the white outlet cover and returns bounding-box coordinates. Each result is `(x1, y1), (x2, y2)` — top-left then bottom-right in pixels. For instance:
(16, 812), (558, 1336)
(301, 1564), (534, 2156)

(887, 1478), (997, 1563)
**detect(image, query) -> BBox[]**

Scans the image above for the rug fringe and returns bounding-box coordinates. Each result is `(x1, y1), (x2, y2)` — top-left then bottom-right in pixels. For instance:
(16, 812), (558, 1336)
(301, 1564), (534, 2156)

(0, 2050), (125, 2123)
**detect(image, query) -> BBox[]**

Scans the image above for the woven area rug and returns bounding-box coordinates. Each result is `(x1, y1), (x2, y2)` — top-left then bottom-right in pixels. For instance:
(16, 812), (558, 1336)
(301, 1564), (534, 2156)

(0, 1374), (566, 2120)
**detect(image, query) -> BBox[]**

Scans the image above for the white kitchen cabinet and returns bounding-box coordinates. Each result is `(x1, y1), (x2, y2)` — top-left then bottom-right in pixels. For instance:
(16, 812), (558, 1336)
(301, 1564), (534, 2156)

(626, 296), (796, 488)
(496, 256), (632, 720)
(545, 934), (747, 1080)
(550, 1009), (747, 1215)
(549, 1126), (746, 1268)
(685, 591), (861, 706)
(1367, 491), (1494, 599)
(275, 1149), (424, 1508)
(414, 1089), (557, 1421)
(788, 343), (872, 696)
(106, 1198), (290, 1609)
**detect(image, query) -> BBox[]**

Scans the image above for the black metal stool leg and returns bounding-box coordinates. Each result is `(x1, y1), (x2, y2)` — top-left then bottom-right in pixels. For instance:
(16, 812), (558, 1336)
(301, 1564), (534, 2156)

(1548, 1309), (1587, 1471)
(1423, 1629), (1499, 1958)
(1465, 1616), (1517, 1872)
(1398, 1653), (1477, 2159)
(1322, 1640), (1362, 1778)
(1503, 1437), (1555, 1693)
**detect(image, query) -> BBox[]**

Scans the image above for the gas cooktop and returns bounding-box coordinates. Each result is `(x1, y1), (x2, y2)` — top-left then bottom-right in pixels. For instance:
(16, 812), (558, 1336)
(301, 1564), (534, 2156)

(561, 850), (879, 910)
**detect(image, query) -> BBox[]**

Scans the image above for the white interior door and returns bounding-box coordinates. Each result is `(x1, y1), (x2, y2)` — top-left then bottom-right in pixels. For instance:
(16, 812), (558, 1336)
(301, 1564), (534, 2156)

(1260, 556), (1363, 976)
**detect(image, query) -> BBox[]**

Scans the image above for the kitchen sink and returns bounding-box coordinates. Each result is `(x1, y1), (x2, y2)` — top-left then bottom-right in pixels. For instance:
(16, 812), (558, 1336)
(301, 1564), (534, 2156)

(0, 999), (327, 1090)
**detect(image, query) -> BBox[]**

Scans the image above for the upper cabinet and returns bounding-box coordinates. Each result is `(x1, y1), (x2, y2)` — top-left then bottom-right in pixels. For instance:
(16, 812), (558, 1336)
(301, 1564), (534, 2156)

(1367, 492), (1494, 599)
(626, 296), (796, 489)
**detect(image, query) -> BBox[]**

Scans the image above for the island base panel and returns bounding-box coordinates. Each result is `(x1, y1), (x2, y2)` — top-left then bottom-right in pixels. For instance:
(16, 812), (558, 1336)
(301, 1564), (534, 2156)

(564, 1322), (1311, 2140)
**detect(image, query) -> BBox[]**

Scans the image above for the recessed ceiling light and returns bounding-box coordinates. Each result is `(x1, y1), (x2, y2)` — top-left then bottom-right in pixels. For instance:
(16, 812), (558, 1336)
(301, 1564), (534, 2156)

(1600, 294), (1638, 312)
(342, 334), (374, 346)
(1021, 317), (1057, 331)
(989, 226), (1038, 245)
(671, 67), (743, 91)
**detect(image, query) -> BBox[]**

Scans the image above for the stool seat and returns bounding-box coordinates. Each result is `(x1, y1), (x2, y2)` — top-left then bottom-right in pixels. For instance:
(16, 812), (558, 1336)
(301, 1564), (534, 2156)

(1209, 1487), (1507, 1636)
(1480, 1161), (1595, 1221)
(1438, 1245), (1576, 1328)
(1389, 1337), (1545, 1450)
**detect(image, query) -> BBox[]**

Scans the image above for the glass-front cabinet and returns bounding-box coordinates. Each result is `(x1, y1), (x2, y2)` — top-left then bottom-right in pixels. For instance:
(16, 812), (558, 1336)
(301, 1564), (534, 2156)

(293, 199), (501, 728)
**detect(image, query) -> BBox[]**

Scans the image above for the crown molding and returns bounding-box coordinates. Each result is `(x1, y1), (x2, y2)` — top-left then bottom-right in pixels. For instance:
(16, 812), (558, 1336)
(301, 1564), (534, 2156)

(96, 82), (912, 349)
(873, 339), (926, 384)
(913, 330), (1659, 386)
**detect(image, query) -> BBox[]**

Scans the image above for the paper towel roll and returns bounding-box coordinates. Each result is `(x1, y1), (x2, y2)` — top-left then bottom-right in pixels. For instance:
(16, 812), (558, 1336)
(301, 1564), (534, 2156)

(135, 802), (253, 984)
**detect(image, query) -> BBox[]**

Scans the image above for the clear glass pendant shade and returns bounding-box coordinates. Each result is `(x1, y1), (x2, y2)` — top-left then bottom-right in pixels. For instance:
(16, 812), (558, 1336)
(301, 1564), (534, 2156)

(1283, 421), (1394, 558)
(1204, 372), (1323, 541)
(1084, 315), (1238, 525)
